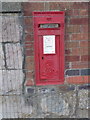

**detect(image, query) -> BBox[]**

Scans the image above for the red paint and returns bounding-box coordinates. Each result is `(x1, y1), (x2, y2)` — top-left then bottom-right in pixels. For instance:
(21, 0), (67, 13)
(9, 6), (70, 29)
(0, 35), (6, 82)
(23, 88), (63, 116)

(33, 11), (65, 85)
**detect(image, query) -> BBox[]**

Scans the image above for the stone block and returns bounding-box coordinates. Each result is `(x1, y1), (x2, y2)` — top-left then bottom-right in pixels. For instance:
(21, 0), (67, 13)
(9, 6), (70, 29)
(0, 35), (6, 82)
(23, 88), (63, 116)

(41, 94), (69, 116)
(2, 70), (24, 94)
(0, 70), (2, 94)
(5, 43), (23, 69)
(36, 86), (76, 117)
(0, 16), (2, 43)
(0, 96), (2, 119)
(78, 89), (89, 109)
(2, 3), (21, 12)
(2, 95), (33, 118)
(0, 43), (5, 69)
(2, 15), (22, 42)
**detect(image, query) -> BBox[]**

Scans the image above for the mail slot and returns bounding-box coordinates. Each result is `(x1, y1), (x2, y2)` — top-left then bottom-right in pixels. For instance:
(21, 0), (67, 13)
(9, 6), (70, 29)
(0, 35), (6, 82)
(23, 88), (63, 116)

(33, 11), (65, 85)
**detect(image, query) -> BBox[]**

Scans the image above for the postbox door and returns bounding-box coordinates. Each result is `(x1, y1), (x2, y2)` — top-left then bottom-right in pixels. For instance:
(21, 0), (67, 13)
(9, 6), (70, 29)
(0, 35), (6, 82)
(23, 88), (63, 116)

(39, 35), (60, 81)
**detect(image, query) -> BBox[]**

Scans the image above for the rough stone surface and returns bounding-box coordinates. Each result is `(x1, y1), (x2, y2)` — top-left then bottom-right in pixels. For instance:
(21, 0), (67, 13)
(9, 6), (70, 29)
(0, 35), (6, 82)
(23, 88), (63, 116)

(0, 43), (5, 69)
(2, 95), (33, 118)
(0, 16), (2, 42)
(2, 70), (24, 94)
(0, 70), (2, 94)
(0, 96), (2, 119)
(78, 89), (89, 109)
(1, 86), (89, 118)
(2, 2), (21, 12)
(41, 94), (69, 116)
(5, 43), (23, 69)
(2, 15), (22, 42)
(1, 13), (24, 96)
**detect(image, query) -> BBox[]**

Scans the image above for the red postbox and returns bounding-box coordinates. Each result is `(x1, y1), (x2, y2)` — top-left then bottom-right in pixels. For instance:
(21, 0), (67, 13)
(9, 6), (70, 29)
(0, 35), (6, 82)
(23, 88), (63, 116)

(33, 11), (65, 85)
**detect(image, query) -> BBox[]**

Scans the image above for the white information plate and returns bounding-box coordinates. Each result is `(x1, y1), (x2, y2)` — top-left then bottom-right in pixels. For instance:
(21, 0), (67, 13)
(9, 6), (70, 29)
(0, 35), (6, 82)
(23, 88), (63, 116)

(43, 35), (55, 54)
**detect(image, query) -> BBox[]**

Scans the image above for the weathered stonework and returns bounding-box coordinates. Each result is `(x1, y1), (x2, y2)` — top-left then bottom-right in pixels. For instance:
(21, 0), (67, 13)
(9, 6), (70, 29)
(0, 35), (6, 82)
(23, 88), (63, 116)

(2, 70), (24, 94)
(5, 43), (23, 69)
(22, 85), (89, 118)
(78, 89), (89, 109)
(0, 43), (5, 69)
(0, 70), (2, 94)
(2, 15), (22, 42)
(2, 2), (21, 12)
(1, 14), (24, 96)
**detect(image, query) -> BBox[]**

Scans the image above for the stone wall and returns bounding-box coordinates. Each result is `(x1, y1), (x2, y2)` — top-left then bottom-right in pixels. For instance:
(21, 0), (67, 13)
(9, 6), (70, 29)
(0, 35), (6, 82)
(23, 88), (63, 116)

(1, 13), (24, 94)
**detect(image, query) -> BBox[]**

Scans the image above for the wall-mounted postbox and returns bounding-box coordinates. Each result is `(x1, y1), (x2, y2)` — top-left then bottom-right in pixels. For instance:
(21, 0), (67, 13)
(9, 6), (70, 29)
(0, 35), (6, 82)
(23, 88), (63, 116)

(33, 11), (65, 85)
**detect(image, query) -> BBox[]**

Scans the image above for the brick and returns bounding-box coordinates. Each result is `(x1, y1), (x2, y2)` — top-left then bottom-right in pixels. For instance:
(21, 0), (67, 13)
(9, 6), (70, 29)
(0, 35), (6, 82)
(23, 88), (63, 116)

(71, 48), (81, 55)
(25, 80), (34, 86)
(66, 76), (90, 84)
(25, 56), (34, 64)
(65, 56), (80, 62)
(25, 44), (34, 49)
(26, 71), (34, 79)
(49, 2), (74, 11)
(80, 48), (88, 55)
(66, 10), (73, 16)
(66, 25), (81, 33)
(80, 41), (89, 47)
(73, 9), (79, 16)
(72, 2), (88, 9)
(81, 69), (90, 75)
(22, 3), (44, 16)
(80, 25), (88, 33)
(65, 62), (70, 69)
(72, 62), (89, 69)
(25, 35), (34, 42)
(65, 49), (71, 55)
(25, 62), (34, 70)
(65, 41), (79, 48)
(25, 49), (34, 56)
(24, 17), (33, 26)
(89, 62), (90, 68)
(49, 2), (61, 10)
(65, 70), (79, 76)
(81, 55), (90, 61)
(71, 48), (88, 55)
(24, 26), (34, 35)
(25, 41), (34, 45)
(65, 34), (70, 41)
(79, 9), (88, 16)
(22, 3), (31, 11)
(70, 18), (88, 25)
(71, 33), (88, 40)
(61, 2), (72, 10)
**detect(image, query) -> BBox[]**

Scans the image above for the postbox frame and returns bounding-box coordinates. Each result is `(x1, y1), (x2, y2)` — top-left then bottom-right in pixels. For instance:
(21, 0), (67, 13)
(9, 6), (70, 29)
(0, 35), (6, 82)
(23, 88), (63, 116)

(33, 11), (65, 85)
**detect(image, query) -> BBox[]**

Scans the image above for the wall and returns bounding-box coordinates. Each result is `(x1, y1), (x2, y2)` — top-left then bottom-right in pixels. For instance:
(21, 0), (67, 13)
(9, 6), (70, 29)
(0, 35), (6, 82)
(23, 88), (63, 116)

(0, 2), (89, 118)
(1, 13), (24, 94)
(21, 2), (90, 118)
(22, 2), (89, 86)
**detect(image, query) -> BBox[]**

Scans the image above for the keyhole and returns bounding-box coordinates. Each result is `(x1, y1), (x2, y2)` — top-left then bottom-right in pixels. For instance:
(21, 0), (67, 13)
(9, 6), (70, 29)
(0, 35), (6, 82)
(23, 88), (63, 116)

(42, 57), (44, 60)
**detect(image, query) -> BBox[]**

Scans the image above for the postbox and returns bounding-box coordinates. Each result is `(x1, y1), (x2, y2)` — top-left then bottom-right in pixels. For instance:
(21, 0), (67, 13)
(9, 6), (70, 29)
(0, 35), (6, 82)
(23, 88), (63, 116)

(33, 11), (65, 85)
